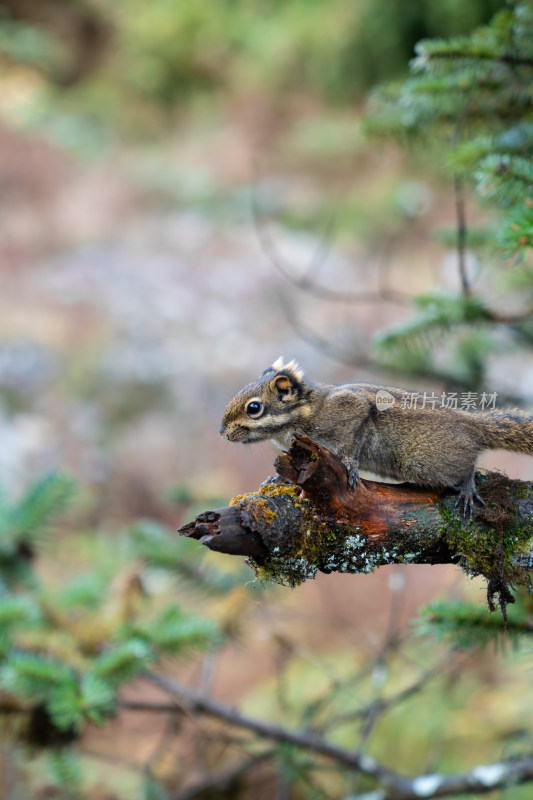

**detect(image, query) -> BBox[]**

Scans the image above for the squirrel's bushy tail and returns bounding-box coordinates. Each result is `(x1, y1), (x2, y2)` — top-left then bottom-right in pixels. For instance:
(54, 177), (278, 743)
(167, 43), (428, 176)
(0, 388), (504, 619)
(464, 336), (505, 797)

(477, 409), (533, 453)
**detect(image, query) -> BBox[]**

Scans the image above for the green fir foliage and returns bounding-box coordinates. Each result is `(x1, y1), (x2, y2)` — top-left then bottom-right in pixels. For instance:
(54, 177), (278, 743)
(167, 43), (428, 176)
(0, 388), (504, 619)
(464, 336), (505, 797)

(0, 473), (221, 758)
(366, 3), (533, 645)
(502, 199), (533, 258)
(375, 290), (496, 386)
(129, 518), (249, 595)
(418, 596), (533, 649)
(120, 604), (219, 656)
(0, 472), (76, 580)
(47, 749), (83, 800)
(369, 1), (533, 387)
(0, 0), (505, 143)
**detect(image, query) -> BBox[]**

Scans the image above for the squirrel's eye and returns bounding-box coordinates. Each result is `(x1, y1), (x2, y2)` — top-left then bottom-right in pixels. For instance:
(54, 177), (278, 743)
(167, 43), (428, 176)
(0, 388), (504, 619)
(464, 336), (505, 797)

(246, 400), (263, 418)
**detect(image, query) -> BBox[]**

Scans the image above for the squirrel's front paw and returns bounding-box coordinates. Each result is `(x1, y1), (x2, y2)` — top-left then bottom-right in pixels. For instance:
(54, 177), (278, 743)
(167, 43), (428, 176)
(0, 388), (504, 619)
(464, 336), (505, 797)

(345, 459), (359, 491)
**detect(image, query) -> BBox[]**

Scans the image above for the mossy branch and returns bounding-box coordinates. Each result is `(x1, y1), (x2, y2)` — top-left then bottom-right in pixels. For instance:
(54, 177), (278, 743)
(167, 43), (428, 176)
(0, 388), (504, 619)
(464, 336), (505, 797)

(179, 436), (533, 607)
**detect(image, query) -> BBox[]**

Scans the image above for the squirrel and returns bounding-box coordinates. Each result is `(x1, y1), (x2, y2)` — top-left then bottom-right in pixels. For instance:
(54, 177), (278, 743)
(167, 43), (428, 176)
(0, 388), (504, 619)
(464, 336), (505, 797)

(220, 357), (533, 515)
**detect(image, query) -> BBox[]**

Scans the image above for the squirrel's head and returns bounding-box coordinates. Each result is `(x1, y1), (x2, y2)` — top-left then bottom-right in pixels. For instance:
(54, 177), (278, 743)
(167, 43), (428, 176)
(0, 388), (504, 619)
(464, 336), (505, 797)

(220, 357), (309, 443)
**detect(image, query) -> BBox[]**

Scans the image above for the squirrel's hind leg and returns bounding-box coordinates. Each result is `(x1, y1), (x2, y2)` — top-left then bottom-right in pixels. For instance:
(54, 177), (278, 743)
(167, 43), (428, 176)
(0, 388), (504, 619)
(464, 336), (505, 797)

(454, 472), (485, 518)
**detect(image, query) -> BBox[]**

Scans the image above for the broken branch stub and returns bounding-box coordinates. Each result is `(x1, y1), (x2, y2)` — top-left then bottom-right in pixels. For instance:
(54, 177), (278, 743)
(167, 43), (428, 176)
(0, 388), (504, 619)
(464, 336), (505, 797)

(178, 435), (533, 594)
(179, 505), (268, 559)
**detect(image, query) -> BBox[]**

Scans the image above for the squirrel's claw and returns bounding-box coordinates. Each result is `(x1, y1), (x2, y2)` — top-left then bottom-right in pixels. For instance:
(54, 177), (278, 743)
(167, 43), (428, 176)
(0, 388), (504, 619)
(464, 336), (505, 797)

(455, 493), (474, 518)
(455, 479), (485, 518)
(345, 459), (359, 491)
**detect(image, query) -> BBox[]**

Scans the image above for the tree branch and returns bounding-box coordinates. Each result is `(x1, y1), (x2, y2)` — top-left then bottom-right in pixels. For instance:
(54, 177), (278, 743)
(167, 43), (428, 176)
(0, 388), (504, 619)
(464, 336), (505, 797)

(171, 439), (533, 797)
(454, 174), (470, 297)
(178, 435), (533, 594)
(425, 49), (533, 68)
(251, 185), (411, 306)
(139, 672), (533, 799)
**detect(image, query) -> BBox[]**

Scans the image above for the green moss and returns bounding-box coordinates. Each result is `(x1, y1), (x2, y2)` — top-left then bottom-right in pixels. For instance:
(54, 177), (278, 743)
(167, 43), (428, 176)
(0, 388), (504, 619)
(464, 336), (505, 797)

(252, 555), (318, 588)
(235, 473), (532, 602)
(252, 506), (335, 588)
(438, 473), (533, 615)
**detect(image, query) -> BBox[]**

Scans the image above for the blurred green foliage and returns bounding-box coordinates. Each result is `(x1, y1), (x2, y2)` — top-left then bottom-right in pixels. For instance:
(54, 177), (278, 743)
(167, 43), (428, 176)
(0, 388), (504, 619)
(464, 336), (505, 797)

(1, 2), (533, 798)
(0, 473), (237, 795)
(94, 0), (507, 105)
(0, 0), (506, 130)
(418, 595), (533, 649)
(0, 475), (224, 726)
(0, 19), (58, 71)
(368, 1), (533, 387)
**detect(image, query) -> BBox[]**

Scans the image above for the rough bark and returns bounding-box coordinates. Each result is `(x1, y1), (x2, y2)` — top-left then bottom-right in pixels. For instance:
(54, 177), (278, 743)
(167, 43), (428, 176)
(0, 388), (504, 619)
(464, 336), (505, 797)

(179, 436), (533, 596)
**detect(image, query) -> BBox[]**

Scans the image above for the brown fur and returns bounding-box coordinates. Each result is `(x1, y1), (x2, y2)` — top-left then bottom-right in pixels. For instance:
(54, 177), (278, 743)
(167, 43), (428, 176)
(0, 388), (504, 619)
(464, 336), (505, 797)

(220, 359), (533, 515)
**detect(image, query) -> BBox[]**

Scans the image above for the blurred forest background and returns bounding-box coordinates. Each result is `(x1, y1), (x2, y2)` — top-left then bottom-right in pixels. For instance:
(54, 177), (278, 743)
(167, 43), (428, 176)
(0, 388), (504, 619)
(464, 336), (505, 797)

(1, 1), (533, 798)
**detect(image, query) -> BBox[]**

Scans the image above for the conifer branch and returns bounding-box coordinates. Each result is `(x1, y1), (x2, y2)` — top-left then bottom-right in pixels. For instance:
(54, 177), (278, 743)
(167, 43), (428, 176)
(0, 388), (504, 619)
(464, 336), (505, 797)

(423, 49), (533, 69)
(140, 672), (533, 799)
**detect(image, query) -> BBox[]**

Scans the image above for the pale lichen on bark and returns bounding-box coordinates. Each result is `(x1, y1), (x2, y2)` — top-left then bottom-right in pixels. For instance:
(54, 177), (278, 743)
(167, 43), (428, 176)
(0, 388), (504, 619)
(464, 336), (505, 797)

(179, 436), (533, 604)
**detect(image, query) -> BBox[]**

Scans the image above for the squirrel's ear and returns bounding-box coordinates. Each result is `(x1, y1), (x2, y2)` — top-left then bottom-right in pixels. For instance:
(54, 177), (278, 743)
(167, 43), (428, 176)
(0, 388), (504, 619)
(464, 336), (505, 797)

(270, 373), (298, 401)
